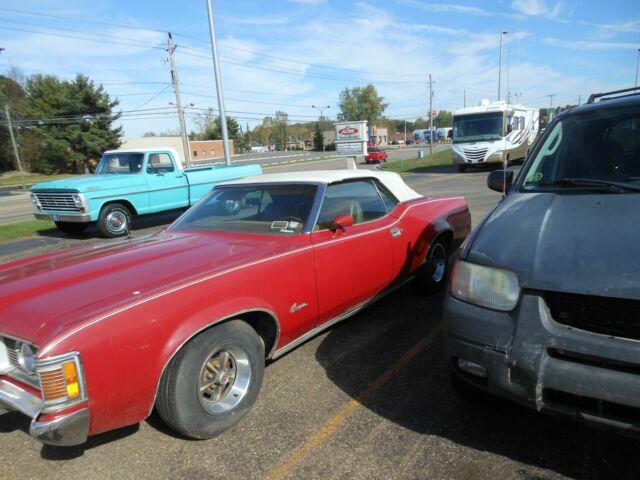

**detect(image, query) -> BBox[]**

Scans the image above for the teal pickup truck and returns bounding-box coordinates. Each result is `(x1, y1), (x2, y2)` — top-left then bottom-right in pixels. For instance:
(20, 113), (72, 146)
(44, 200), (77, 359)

(31, 148), (262, 237)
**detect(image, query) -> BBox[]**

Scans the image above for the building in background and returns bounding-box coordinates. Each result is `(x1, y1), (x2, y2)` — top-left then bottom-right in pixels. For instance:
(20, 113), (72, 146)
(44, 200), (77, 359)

(369, 125), (388, 146)
(120, 137), (234, 164)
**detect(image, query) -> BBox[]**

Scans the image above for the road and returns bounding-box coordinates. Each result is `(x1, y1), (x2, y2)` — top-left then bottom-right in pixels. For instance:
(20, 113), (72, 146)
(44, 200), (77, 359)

(2, 153), (638, 480)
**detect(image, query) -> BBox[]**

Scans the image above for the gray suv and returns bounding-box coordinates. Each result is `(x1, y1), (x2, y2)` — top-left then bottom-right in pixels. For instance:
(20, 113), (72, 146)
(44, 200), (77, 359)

(444, 87), (640, 435)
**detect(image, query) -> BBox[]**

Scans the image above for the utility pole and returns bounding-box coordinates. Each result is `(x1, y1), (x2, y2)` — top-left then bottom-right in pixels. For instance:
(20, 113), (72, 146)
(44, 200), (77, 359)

(547, 94), (557, 108)
(205, 0), (232, 166)
(429, 75), (435, 156)
(167, 32), (191, 168)
(498, 30), (508, 101)
(506, 49), (511, 103)
(3, 104), (25, 189)
(635, 48), (640, 89)
(578, 94), (581, 105)
(463, 89), (466, 108)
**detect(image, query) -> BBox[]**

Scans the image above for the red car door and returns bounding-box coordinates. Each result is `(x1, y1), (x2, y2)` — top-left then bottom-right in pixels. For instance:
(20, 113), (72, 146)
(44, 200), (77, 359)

(311, 179), (394, 325)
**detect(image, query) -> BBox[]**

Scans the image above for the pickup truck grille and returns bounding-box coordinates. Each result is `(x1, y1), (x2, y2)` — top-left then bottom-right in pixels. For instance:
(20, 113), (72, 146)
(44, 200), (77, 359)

(33, 193), (80, 212)
(463, 148), (488, 162)
(546, 291), (640, 340)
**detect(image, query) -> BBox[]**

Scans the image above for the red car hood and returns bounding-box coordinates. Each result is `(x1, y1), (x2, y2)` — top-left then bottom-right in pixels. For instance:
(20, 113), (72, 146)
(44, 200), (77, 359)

(0, 230), (304, 346)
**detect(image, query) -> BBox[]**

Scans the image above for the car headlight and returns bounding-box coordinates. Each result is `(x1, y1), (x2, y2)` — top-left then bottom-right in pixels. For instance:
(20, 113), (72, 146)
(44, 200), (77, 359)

(31, 193), (42, 210)
(36, 352), (87, 412)
(17, 341), (37, 373)
(71, 193), (88, 212)
(450, 260), (520, 311)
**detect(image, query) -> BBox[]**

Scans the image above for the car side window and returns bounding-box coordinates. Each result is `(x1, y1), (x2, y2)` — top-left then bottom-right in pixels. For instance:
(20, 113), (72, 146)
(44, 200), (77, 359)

(374, 181), (398, 213)
(316, 180), (387, 230)
(148, 153), (175, 174)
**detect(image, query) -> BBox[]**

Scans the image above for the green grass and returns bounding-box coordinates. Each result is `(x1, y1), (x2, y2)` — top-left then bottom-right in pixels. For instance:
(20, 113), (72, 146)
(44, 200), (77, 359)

(381, 148), (452, 174)
(0, 173), (77, 187)
(0, 219), (57, 243)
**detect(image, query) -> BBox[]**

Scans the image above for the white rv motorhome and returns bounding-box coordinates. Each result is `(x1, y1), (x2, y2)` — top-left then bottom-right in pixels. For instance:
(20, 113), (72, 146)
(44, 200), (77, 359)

(452, 100), (539, 172)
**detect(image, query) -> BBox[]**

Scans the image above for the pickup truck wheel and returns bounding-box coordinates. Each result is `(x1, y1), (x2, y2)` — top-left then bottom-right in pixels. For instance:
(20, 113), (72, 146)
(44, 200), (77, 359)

(415, 239), (449, 294)
(54, 221), (89, 235)
(97, 203), (131, 237)
(156, 319), (265, 439)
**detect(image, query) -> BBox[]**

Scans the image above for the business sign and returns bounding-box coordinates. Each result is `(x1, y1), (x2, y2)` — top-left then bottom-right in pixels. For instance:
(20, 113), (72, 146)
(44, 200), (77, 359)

(335, 121), (367, 142)
(335, 120), (368, 157)
(336, 142), (366, 156)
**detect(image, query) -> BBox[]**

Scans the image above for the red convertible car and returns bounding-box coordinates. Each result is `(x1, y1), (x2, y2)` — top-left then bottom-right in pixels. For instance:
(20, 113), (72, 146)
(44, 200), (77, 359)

(0, 170), (470, 446)
(365, 148), (388, 164)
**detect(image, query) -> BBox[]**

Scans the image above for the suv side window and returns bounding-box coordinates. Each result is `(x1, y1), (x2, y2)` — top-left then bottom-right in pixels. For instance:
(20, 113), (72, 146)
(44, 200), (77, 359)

(316, 180), (387, 230)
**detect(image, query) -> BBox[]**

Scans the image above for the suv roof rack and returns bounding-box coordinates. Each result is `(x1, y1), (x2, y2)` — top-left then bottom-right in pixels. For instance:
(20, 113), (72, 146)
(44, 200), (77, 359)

(587, 87), (640, 104)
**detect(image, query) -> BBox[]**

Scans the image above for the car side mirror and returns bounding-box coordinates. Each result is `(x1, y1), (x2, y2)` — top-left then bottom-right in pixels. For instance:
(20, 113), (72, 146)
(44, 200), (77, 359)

(487, 170), (514, 193)
(330, 214), (354, 232)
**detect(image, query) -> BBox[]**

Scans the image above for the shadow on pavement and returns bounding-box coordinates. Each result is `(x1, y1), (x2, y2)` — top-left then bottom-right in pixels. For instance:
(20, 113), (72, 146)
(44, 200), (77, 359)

(315, 284), (640, 479)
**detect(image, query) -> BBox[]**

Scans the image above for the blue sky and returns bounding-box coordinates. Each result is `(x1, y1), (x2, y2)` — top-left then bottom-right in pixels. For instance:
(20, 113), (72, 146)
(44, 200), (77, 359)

(1, 0), (639, 137)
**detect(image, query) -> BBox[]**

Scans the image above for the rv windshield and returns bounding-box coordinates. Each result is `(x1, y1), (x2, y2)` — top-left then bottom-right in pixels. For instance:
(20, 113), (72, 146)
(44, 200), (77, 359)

(453, 112), (504, 143)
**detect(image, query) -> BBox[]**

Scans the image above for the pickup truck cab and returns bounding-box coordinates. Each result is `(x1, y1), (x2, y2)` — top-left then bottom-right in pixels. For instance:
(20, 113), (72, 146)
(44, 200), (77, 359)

(31, 148), (262, 237)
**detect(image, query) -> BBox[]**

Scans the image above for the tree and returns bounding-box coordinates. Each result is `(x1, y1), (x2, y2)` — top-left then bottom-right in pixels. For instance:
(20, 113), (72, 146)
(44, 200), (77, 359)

(435, 110), (453, 128)
(313, 122), (324, 151)
(24, 74), (122, 173)
(193, 108), (241, 141)
(337, 84), (388, 126)
(143, 131), (157, 137)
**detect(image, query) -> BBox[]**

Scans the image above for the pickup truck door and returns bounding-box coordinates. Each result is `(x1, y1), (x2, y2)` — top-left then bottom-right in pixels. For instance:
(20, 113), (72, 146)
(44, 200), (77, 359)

(311, 180), (394, 325)
(145, 152), (189, 212)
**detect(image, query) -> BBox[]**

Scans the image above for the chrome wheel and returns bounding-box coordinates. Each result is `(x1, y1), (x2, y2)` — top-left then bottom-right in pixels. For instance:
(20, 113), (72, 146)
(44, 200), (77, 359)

(428, 243), (447, 283)
(106, 210), (128, 234)
(198, 346), (251, 414)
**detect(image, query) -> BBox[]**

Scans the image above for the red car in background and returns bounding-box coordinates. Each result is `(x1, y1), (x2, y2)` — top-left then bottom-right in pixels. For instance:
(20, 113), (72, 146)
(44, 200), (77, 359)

(365, 147), (388, 163)
(0, 170), (471, 446)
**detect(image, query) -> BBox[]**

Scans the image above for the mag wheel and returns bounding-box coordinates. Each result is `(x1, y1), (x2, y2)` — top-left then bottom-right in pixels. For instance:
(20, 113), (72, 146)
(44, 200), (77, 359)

(156, 320), (264, 439)
(416, 239), (449, 294)
(97, 203), (132, 237)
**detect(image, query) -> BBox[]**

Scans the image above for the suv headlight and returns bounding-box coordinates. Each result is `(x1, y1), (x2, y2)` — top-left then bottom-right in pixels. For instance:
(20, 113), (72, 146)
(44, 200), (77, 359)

(36, 352), (87, 412)
(451, 260), (520, 311)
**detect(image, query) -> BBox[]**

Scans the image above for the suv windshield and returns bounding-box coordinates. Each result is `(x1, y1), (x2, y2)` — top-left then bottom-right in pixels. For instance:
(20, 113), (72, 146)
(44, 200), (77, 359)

(453, 112), (504, 143)
(522, 105), (640, 193)
(170, 184), (317, 235)
(96, 153), (144, 174)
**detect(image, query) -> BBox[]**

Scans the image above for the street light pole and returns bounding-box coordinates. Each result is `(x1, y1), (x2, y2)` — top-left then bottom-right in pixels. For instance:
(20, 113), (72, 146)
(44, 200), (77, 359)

(498, 30), (508, 101)
(312, 105), (330, 154)
(205, 0), (232, 166)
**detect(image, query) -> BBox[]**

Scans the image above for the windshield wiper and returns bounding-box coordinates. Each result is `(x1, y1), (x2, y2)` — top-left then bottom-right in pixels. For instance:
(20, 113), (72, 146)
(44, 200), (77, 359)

(537, 177), (640, 193)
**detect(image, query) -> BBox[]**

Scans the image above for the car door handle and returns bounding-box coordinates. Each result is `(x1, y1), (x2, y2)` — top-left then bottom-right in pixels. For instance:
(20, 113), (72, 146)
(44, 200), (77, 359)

(390, 227), (402, 238)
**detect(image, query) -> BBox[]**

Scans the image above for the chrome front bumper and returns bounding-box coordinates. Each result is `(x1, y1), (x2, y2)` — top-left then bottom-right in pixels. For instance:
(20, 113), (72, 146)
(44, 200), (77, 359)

(33, 212), (91, 223)
(0, 378), (89, 446)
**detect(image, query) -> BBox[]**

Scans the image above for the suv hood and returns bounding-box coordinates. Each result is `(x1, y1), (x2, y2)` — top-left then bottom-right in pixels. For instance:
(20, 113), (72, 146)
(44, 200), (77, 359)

(466, 192), (640, 300)
(31, 174), (145, 193)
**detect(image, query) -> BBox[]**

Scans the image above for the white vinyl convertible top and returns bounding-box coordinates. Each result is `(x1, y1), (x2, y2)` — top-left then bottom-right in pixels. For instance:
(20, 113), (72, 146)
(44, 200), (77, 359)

(220, 169), (423, 202)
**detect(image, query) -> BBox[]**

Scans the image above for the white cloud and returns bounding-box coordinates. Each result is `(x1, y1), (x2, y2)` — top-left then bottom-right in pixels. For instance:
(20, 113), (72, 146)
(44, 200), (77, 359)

(543, 37), (640, 50)
(511, 0), (564, 18)
(397, 0), (490, 16)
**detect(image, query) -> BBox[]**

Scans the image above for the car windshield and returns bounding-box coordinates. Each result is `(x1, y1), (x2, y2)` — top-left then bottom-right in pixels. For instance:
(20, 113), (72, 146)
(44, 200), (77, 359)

(96, 153), (144, 174)
(522, 105), (640, 193)
(453, 112), (504, 143)
(170, 184), (318, 235)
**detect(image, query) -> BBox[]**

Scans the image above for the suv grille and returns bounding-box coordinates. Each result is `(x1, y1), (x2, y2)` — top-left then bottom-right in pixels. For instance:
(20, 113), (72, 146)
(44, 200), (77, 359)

(33, 193), (80, 212)
(463, 148), (488, 162)
(2, 337), (20, 369)
(546, 291), (640, 340)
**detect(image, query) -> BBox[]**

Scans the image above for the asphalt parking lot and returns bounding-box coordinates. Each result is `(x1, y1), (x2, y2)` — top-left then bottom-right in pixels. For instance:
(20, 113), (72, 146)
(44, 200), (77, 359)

(2, 163), (639, 480)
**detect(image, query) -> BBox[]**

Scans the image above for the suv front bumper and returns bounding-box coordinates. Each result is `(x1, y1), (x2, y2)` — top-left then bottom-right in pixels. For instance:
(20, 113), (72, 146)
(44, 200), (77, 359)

(0, 378), (89, 446)
(444, 291), (640, 436)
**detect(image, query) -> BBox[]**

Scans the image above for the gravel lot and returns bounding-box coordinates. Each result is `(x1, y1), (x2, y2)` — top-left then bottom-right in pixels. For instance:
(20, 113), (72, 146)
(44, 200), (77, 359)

(1, 160), (639, 480)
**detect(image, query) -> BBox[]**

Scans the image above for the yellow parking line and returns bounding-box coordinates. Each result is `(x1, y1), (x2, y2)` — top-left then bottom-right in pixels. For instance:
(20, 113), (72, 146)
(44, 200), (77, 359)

(265, 325), (442, 480)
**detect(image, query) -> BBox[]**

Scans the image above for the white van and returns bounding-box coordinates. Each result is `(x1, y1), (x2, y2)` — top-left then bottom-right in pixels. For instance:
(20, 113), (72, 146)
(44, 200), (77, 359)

(452, 100), (539, 172)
